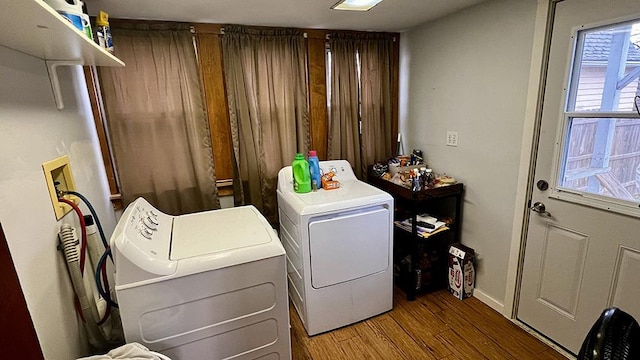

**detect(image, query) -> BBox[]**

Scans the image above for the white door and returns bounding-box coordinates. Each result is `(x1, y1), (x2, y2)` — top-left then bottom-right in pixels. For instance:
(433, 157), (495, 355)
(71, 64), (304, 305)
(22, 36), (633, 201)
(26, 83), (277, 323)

(518, 0), (640, 354)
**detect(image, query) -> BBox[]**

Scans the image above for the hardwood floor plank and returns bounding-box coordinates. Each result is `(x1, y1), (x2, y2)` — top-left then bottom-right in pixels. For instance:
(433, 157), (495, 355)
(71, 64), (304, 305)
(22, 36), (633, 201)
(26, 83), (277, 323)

(338, 335), (381, 359)
(305, 337), (349, 360)
(432, 291), (552, 357)
(417, 290), (452, 313)
(367, 313), (438, 359)
(435, 329), (489, 360)
(388, 311), (452, 358)
(440, 355), (465, 360)
(355, 319), (408, 360)
(331, 323), (360, 342)
(289, 306), (313, 360)
(394, 288), (449, 334)
(538, 349), (571, 360)
(290, 332), (312, 360)
(435, 308), (518, 360)
(389, 296), (452, 358)
(290, 287), (567, 360)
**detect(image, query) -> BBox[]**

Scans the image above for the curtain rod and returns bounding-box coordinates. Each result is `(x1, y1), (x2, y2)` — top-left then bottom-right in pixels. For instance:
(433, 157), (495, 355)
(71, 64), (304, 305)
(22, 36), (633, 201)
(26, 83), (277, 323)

(323, 34), (397, 41)
(203, 27), (396, 41)
(213, 26), (308, 37)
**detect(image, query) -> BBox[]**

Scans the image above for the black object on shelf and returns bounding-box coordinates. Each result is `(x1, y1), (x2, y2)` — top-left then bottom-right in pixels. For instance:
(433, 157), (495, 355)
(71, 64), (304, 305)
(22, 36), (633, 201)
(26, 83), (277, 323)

(367, 166), (464, 301)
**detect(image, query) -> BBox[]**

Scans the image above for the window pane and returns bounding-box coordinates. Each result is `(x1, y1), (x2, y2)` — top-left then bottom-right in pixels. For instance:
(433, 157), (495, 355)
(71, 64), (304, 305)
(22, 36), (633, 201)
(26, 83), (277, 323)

(559, 117), (640, 201)
(326, 48), (332, 108)
(569, 21), (640, 112)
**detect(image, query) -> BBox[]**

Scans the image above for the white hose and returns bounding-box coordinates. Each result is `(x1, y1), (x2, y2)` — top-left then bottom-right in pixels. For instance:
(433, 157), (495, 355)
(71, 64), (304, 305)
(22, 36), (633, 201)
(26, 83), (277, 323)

(86, 220), (122, 340)
(59, 224), (79, 264)
(86, 223), (108, 314)
(59, 224), (108, 351)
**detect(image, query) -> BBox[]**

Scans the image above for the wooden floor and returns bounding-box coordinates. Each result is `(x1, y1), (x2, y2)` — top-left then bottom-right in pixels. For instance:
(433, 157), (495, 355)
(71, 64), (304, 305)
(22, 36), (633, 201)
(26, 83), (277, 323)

(289, 287), (568, 360)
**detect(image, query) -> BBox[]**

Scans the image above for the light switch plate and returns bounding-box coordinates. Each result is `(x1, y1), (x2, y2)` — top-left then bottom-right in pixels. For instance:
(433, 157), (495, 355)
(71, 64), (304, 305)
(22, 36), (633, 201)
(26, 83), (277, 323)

(446, 131), (459, 147)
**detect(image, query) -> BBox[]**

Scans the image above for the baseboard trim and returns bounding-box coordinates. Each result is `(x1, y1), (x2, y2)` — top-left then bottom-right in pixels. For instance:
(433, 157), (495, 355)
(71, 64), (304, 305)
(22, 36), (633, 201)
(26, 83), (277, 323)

(473, 289), (504, 314)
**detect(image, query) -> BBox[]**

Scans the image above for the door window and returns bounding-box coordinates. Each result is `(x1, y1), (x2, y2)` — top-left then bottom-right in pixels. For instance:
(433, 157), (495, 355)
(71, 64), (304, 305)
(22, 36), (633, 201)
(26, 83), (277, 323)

(556, 20), (640, 214)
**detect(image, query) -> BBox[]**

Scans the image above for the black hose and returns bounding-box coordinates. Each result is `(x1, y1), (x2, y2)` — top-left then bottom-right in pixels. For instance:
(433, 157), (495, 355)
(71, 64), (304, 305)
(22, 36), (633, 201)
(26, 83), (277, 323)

(65, 190), (113, 263)
(67, 190), (118, 308)
(95, 247), (118, 308)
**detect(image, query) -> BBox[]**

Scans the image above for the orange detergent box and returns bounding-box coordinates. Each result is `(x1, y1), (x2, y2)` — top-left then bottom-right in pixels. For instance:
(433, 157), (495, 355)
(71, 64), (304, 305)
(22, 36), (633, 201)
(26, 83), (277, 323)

(321, 171), (340, 190)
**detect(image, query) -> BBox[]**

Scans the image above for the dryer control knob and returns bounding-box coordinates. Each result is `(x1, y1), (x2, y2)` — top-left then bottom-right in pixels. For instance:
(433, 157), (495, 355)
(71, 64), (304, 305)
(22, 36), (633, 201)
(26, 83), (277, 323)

(146, 214), (159, 226)
(143, 217), (158, 230)
(140, 229), (152, 240)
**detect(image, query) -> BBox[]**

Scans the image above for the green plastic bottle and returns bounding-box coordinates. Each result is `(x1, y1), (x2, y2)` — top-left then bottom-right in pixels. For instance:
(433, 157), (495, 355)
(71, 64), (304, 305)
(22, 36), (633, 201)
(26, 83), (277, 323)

(292, 153), (311, 193)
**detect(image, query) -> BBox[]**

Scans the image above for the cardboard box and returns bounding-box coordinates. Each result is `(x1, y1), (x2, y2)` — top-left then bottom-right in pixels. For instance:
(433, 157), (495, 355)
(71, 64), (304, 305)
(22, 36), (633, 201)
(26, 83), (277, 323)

(322, 180), (340, 190)
(448, 243), (475, 300)
(320, 171), (340, 190)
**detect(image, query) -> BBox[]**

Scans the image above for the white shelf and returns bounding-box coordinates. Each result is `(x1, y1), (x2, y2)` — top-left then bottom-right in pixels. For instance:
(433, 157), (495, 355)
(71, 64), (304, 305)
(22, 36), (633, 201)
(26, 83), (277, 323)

(0, 0), (124, 67)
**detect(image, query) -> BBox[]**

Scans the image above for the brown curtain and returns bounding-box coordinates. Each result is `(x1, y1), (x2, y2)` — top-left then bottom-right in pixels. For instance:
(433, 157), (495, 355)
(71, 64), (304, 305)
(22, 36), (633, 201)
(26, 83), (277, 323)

(328, 35), (362, 177)
(222, 25), (309, 223)
(99, 23), (220, 215)
(328, 32), (394, 179)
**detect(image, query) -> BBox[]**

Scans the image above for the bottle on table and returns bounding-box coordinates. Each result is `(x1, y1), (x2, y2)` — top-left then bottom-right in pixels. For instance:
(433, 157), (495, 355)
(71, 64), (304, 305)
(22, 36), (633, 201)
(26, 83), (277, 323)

(292, 153), (311, 193)
(308, 150), (321, 191)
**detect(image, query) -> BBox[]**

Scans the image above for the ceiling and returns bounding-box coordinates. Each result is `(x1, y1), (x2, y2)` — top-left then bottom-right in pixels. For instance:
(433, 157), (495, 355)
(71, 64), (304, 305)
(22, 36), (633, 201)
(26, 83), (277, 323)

(86, 0), (487, 33)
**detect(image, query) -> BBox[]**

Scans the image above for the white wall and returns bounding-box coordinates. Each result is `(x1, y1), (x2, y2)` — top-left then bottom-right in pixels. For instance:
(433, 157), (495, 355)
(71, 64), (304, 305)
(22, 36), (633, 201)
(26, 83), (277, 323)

(0, 45), (117, 359)
(400, 0), (538, 309)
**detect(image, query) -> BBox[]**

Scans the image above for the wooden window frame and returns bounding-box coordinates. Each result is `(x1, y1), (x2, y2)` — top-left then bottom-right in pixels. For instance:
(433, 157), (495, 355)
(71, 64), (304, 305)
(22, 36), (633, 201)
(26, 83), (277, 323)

(192, 24), (235, 196)
(83, 65), (124, 210)
(85, 21), (400, 207)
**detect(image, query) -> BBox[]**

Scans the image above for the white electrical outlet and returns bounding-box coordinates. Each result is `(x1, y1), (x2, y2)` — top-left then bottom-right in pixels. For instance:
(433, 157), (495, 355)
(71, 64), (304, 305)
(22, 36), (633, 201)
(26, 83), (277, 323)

(446, 131), (459, 147)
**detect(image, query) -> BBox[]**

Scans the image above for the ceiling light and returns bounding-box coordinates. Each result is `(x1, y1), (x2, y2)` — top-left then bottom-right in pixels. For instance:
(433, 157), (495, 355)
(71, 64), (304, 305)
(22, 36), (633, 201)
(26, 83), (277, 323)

(331, 0), (383, 12)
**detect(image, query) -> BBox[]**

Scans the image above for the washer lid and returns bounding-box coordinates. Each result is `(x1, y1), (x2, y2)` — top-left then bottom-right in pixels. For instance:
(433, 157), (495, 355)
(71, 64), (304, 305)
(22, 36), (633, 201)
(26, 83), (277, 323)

(170, 206), (280, 261)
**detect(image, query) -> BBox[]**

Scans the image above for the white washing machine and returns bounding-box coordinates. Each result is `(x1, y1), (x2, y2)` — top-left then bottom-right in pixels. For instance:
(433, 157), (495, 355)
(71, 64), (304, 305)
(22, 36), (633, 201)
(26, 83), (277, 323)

(111, 197), (291, 360)
(276, 160), (394, 335)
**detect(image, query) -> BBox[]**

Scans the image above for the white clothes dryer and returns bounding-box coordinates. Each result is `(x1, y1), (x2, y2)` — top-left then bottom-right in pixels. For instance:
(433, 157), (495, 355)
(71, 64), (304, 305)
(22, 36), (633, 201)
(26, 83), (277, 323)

(111, 197), (291, 360)
(277, 160), (394, 335)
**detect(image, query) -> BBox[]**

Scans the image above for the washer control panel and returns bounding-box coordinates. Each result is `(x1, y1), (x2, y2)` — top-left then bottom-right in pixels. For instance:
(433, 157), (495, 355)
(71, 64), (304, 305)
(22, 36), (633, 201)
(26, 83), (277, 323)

(128, 205), (166, 243)
(113, 197), (175, 276)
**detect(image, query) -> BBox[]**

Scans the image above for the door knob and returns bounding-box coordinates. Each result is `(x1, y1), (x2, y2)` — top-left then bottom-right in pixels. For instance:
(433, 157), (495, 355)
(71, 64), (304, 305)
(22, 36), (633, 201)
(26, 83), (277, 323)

(531, 201), (551, 217)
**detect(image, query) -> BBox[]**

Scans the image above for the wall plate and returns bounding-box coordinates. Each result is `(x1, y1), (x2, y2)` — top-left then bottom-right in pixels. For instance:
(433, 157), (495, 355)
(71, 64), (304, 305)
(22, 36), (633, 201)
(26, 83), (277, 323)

(446, 131), (459, 147)
(42, 155), (78, 220)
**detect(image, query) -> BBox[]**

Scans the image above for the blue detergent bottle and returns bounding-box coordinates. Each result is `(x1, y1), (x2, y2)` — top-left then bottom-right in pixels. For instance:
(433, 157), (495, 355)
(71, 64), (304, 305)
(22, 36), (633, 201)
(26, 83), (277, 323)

(308, 150), (321, 191)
